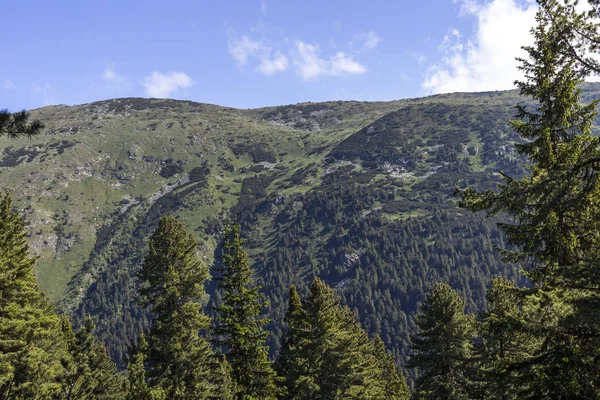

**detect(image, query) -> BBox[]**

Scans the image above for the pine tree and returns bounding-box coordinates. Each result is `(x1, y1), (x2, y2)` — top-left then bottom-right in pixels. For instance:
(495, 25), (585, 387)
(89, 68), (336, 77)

(460, 0), (600, 291)
(135, 216), (219, 399)
(212, 224), (279, 400)
(539, 0), (600, 75)
(276, 285), (310, 399)
(476, 278), (532, 400)
(279, 278), (405, 400)
(0, 109), (44, 139)
(126, 334), (164, 400)
(408, 283), (475, 400)
(459, 1), (600, 396)
(372, 336), (409, 400)
(212, 356), (237, 400)
(0, 191), (68, 399)
(58, 317), (123, 400)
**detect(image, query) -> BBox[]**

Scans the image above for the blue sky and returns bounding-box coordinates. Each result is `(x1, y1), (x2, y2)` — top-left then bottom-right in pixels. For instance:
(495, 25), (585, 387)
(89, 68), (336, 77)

(1, 0), (539, 111)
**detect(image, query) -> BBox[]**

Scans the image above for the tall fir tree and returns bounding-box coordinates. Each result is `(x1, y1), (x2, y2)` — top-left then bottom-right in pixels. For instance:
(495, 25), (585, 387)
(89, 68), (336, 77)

(58, 316), (123, 400)
(460, 0), (600, 396)
(134, 216), (220, 399)
(408, 283), (475, 400)
(475, 278), (533, 400)
(0, 191), (68, 399)
(460, 0), (600, 293)
(212, 224), (279, 400)
(126, 334), (165, 400)
(372, 336), (410, 400)
(278, 278), (408, 400)
(276, 285), (310, 399)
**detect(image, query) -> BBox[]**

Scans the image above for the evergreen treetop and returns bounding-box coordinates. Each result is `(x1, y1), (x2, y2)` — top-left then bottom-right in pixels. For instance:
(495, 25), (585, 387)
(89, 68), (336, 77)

(134, 215), (220, 399)
(279, 277), (409, 400)
(408, 283), (475, 400)
(460, 0), (600, 286)
(0, 191), (68, 399)
(212, 224), (279, 400)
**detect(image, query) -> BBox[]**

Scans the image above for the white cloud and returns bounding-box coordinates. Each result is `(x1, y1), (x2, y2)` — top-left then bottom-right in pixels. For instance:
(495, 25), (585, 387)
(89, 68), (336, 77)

(350, 31), (382, 53)
(227, 33), (368, 79)
(4, 80), (15, 91)
(293, 42), (324, 80)
(31, 82), (57, 106)
(293, 41), (366, 80)
(229, 36), (263, 66)
(228, 35), (289, 76)
(102, 63), (130, 93)
(330, 52), (368, 75)
(258, 53), (289, 75)
(142, 71), (193, 98)
(103, 64), (125, 82)
(423, 0), (537, 94)
(260, 0), (267, 16)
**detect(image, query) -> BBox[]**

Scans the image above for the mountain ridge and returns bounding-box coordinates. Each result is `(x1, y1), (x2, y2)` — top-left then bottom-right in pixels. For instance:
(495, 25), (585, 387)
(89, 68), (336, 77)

(3, 84), (600, 372)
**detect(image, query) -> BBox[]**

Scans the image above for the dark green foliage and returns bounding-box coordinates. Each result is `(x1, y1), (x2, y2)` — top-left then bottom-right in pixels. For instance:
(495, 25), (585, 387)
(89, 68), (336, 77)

(134, 216), (220, 399)
(158, 160), (183, 178)
(276, 286), (309, 399)
(460, 1), (600, 398)
(372, 336), (410, 400)
(54, 88), (536, 376)
(408, 283), (475, 400)
(278, 278), (409, 400)
(0, 140), (76, 168)
(58, 317), (123, 399)
(212, 225), (279, 400)
(460, 0), (600, 285)
(476, 280), (597, 399)
(243, 182), (518, 382)
(230, 142), (278, 163)
(68, 171), (211, 367)
(0, 191), (68, 399)
(126, 334), (161, 400)
(0, 109), (44, 139)
(475, 278), (525, 399)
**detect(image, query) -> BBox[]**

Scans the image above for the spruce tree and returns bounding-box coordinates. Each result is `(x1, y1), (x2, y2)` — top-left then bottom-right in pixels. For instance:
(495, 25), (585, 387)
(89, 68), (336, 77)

(276, 285), (310, 399)
(459, 1), (600, 396)
(0, 191), (68, 399)
(58, 316), (123, 400)
(213, 356), (237, 400)
(476, 278), (532, 400)
(372, 336), (409, 400)
(408, 283), (475, 400)
(279, 278), (405, 400)
(460, 0), (600, 291)
(135, 216), (219, 399)
(212, 224), (279, 400)
(126, 334), (165, 400)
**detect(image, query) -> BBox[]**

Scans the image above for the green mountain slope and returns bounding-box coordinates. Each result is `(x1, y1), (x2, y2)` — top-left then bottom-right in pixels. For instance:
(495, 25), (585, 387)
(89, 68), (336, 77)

(3, 85), (599, 375)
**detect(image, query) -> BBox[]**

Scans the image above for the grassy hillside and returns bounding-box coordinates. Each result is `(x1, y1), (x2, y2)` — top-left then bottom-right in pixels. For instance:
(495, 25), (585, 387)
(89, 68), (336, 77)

(3, 85), (600, 374)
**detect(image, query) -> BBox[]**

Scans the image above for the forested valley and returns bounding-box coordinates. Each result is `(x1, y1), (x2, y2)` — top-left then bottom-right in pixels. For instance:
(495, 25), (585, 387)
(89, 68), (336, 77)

(3, 0), (600, 398)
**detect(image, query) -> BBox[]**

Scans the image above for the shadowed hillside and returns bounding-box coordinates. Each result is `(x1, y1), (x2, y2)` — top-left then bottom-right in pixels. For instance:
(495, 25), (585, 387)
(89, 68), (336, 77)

(3, 85), (600, 375)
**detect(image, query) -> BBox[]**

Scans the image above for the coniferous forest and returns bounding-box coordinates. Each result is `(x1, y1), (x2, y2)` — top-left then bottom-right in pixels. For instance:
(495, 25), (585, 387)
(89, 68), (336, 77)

(3, 0), (600, 398)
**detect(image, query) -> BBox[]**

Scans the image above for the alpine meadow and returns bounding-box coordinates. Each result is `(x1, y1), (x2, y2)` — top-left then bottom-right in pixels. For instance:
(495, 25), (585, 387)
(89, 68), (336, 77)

(3, 0), (600, 398)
